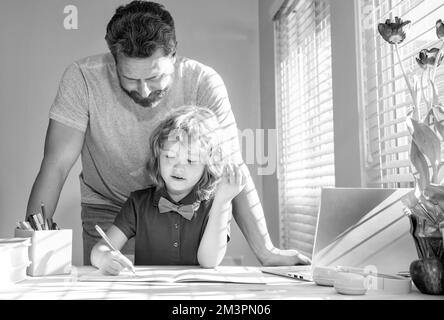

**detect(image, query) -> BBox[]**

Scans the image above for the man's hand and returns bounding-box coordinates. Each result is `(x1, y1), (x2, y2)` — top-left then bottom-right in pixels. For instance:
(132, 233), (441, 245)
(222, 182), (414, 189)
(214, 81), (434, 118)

(214, 164), (246, 203)
(99, 251), (133, 275)
(262, 248), (312, 266)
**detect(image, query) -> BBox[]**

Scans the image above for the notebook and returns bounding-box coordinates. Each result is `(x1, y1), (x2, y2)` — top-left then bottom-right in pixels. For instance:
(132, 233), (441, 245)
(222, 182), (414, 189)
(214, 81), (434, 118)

(261, 188), (418, 281)
(79, 266), (269, 284)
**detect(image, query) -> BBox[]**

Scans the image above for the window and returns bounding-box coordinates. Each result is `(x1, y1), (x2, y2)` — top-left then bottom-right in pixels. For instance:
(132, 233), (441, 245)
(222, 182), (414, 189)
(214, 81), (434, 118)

(357, 0), (444, 188)
(274, 0), (335, 258)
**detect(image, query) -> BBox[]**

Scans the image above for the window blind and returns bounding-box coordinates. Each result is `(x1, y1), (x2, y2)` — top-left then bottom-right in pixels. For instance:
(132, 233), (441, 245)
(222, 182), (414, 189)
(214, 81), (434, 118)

(357, 0), (444, 188)
(274, 0), (335, 258)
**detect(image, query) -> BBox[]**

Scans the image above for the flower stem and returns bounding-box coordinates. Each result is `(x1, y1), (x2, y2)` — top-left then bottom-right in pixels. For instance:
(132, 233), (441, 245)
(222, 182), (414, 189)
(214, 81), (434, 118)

(395, 44), (416, 107)
(428, 67), (433, 110)
(421, 70), (429, 116)
(432, 41), (444, 81)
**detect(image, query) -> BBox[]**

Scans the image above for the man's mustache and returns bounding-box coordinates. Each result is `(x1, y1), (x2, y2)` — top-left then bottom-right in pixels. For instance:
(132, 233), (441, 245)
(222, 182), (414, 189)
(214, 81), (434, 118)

(123, 86), (169, 108)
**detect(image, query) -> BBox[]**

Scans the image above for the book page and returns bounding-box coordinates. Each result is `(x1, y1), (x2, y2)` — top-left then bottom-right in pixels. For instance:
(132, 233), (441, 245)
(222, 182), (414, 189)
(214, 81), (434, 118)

(78, 266), (268, 284)
(174, 266), (267, 283)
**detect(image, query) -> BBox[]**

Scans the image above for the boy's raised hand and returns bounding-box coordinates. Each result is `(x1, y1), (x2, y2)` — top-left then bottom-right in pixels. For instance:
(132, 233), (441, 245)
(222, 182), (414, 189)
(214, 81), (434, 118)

(99, 250), (133, 276)
(215, 163), (246, 203)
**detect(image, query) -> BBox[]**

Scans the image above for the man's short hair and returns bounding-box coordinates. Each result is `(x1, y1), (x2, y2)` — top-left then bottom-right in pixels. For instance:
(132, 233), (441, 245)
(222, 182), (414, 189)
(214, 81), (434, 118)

(105, 1), (177, 59)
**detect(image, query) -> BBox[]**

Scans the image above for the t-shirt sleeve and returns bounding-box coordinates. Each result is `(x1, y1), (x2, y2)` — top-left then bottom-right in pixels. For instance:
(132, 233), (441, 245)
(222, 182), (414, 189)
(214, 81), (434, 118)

(113, 195), (137, 240)
(196, 68), (243, 166)
(49, 62), (89, 132)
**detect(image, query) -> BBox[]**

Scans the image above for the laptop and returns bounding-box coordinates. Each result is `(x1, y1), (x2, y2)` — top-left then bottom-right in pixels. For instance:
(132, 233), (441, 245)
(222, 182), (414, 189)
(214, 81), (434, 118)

(261, 188), (418, 281)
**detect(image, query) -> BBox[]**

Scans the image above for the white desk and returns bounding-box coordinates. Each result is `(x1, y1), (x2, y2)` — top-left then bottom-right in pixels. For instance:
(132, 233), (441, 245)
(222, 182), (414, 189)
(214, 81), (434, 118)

(1, 266), (442, 300)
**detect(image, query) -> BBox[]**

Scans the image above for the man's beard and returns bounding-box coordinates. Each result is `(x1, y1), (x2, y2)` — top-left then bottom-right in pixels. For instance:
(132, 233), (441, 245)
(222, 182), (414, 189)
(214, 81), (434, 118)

(122, 86), (170, 108)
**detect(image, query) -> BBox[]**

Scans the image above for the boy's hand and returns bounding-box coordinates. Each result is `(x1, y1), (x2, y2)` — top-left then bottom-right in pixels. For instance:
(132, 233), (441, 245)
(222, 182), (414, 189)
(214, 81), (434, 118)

(214, 164), (246, 203)
(99, 250), (133, 276)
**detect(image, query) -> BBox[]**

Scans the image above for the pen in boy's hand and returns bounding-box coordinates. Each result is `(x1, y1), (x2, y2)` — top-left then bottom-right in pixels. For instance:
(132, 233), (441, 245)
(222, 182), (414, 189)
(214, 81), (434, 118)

(94, 224), (136, 275)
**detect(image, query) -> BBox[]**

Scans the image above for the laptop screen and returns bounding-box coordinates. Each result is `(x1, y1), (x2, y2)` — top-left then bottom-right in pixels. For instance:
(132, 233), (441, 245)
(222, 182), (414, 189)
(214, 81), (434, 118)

(311, 188), (417, 274)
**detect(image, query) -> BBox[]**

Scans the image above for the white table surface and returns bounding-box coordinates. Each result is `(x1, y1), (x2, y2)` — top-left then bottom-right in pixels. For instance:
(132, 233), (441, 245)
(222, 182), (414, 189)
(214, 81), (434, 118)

(1, 266), (443, 300)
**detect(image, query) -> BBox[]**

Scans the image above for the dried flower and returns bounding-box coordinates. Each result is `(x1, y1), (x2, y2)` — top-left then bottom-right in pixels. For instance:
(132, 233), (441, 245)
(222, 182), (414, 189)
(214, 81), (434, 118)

(437, 19), (444, 40)
(378, 17), (411, 44)
(416, 48), (444, 70)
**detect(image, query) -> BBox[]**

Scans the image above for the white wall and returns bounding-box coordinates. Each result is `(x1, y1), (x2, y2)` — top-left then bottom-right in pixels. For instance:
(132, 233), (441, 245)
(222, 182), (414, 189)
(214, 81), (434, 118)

(0, 0), (263, 266)
(258, 0), (283, 247)
(330, 0), (362, 187)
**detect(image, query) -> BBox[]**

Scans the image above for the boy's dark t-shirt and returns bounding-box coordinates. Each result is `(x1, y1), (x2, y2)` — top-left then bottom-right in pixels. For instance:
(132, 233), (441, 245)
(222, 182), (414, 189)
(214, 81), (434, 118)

(113, 186), (217, 265)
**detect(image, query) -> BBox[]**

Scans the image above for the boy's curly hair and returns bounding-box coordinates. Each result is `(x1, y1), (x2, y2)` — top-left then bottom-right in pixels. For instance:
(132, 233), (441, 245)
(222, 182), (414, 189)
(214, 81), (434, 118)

(146, 105), (224, 201)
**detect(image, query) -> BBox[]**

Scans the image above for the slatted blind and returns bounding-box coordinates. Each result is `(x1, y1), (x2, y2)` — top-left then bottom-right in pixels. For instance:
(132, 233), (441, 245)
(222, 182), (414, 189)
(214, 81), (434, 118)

(357, 0), (444, 188)
(274, 0), (335, 258)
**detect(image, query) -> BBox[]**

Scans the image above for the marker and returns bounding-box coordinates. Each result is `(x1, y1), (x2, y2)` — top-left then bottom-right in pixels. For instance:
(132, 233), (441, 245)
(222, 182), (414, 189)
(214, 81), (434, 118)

(32, 215), (42, 231)
(19, 221), (33, 231)
(26, 215), (36, 230)
(94, 224), (136, 275)
(52, 221), (60, 230)
(48, 218), (55, 230)
(35, 213), (46, 230)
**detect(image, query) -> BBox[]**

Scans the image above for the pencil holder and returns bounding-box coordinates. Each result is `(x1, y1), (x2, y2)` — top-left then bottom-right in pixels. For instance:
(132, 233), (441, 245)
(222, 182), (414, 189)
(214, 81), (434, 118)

(14, 229), (72, 276)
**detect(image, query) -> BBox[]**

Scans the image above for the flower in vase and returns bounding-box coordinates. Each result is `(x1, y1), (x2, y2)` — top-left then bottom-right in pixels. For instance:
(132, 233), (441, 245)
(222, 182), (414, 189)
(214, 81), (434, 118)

(377, 16), (444, 261)
(416, 48), (444, 70)
(378, 16), (411, 44)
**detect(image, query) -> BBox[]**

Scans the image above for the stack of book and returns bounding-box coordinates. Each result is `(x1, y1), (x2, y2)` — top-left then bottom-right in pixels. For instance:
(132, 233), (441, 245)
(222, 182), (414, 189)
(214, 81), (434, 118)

(0, 238), (31, 285)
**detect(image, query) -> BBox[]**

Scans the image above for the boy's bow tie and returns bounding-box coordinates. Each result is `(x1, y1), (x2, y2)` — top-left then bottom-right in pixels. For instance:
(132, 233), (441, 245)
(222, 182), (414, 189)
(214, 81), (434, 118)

(158, 196), (200, 220)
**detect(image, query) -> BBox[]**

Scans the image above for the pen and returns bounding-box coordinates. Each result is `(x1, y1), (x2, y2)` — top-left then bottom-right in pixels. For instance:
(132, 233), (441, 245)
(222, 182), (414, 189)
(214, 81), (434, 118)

(41, 202), (49, 230)
(94, 224), (136, 275)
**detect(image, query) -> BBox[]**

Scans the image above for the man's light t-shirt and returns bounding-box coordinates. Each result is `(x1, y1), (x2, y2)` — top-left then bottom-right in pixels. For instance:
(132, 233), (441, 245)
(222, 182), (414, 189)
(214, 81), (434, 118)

(49, 53), (242, 210)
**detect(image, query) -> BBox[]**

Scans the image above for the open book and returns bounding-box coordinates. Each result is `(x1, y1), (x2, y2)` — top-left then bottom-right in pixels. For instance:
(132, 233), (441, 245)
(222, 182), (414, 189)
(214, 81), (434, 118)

(78, 266), (271, 284)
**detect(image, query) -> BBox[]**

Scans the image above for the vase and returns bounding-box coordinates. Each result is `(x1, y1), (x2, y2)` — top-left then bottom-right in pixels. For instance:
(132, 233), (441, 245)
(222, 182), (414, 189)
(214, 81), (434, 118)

(441, 222), (444, 242)
(408, 215), (444, 295)
(408, 215), (443, 260)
